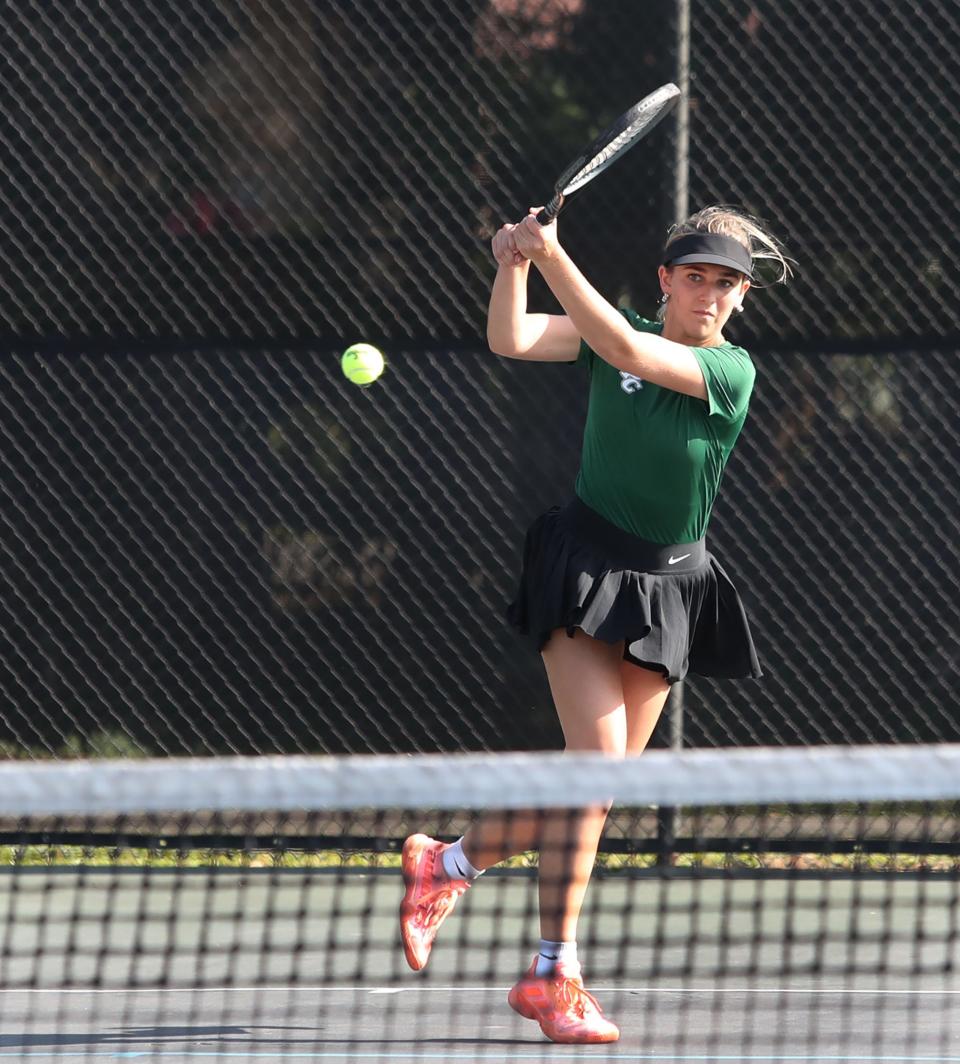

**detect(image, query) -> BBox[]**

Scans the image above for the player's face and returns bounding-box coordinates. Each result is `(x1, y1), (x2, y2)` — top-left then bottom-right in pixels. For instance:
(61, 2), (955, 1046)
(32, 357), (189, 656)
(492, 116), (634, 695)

(660, 264), (750, 344)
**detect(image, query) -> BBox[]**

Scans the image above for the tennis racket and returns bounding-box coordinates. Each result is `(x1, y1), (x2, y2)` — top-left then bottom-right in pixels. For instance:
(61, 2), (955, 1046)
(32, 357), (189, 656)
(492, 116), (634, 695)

(536, 83), (681, 225)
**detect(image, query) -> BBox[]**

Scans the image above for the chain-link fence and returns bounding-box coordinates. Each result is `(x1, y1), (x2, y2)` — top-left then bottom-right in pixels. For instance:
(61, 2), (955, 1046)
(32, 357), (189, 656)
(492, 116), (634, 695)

(1, 0), (958, 758)
(3, 0), (956, 350)
(2, 343), (957, 757)
(691, 1), (958, 345)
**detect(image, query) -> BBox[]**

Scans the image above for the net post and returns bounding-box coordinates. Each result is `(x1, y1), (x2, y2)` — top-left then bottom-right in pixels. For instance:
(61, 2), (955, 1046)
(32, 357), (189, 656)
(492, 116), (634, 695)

(655, 680), (685, 867)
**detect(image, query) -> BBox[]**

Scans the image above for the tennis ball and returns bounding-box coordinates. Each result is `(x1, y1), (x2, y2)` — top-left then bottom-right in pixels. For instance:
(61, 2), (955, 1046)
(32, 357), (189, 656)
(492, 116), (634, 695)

(341, 343), (385, 386)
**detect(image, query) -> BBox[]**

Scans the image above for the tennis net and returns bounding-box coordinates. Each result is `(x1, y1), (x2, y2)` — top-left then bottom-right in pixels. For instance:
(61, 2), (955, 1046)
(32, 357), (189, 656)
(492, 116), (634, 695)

(2, 744), (960, 1060)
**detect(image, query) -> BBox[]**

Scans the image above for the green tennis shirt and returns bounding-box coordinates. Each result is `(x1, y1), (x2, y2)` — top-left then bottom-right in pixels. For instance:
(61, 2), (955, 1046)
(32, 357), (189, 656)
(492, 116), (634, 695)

(573, 309), (756, 544)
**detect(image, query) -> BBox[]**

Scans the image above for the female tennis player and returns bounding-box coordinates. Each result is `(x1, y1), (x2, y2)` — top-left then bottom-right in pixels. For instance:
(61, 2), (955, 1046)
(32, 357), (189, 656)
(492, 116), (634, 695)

(400, 205), (791, 1044)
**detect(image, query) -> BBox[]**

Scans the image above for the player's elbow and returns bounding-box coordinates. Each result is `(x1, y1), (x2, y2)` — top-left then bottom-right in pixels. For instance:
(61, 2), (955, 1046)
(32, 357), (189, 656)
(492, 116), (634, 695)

(487, 331), (520, 358)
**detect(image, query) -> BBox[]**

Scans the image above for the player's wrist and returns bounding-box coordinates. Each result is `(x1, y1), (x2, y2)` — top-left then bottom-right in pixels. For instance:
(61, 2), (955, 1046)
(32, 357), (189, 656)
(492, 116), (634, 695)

(532, 243), (564, 270)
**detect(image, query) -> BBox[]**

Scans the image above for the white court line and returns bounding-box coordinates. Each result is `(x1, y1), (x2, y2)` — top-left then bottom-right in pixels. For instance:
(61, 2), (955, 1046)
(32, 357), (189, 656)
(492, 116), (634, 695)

(3, 984), (960, 995)
(6, 1052), (960, 1062)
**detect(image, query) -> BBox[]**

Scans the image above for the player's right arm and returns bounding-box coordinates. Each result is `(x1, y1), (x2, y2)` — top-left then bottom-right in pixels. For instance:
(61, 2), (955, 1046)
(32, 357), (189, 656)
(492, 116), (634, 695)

(486, 223), (581, 363)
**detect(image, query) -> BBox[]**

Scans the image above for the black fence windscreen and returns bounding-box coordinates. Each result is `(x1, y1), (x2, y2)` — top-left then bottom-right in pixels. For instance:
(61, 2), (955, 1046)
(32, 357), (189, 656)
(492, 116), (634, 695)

(1, 0), (958, 757)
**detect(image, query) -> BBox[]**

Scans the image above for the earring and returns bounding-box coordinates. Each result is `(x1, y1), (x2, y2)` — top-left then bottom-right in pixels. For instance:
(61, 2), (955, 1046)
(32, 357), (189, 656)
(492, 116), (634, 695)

(733, 304), (744, 313)
(660, 294), (669, 304)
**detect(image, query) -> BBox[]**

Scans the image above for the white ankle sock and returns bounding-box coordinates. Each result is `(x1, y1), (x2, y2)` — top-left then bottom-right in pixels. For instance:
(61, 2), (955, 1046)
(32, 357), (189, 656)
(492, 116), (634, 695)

(535, 939), (579, 977)
(441, 838), (484, 882)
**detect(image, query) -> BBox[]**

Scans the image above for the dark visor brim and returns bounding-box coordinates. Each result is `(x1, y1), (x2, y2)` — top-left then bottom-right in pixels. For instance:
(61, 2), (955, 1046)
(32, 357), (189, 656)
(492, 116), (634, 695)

(667, 253), (754, 279)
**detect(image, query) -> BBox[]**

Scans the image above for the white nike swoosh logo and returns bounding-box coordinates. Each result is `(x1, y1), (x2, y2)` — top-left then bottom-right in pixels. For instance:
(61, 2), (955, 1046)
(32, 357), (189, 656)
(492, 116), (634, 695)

(668, 554), (691, 565)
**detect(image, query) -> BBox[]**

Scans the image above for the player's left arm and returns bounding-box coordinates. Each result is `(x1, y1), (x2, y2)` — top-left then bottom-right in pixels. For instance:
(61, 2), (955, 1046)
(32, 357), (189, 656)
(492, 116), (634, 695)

(513, 214), (707, 400)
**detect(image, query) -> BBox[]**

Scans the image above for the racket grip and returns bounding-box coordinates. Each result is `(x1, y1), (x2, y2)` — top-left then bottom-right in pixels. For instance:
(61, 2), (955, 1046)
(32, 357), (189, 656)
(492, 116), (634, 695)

(536, 195), (562, 225)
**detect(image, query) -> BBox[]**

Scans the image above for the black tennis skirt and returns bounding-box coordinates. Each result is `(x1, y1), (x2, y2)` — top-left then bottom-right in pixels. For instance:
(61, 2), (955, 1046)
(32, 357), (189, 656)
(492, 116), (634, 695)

(506, 497), (761, 683)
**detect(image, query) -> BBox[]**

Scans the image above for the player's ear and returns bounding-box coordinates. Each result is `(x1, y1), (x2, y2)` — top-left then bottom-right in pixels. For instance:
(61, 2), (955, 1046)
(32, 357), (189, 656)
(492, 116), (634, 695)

(657, 263), (672, 296)
(734, 279), (751, 312)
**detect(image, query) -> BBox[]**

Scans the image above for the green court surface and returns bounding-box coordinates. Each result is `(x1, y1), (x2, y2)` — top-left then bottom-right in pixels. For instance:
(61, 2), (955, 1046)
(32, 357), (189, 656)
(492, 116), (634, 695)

(2, 868), (959, 1061)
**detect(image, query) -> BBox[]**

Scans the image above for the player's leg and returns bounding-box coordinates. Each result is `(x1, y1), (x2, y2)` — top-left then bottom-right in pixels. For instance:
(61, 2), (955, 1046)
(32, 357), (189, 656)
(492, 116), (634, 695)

(462, 643), (670, 906)
(621, 659), (671, 754)
(456, 808), (543, 871)
(399, 626), (588, 972)
(456, 629), (639, 871)
(400, 627), (625, 975)
(535, 628), (629, 945)
(535, 652), (670, 949)
(505, 629), (630, 1043)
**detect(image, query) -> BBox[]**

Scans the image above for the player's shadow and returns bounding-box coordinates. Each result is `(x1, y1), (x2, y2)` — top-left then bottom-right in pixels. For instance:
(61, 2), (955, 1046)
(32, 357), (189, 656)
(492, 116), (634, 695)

(0, 1027), (542, 1049)
(1, 1027), (252, 1048)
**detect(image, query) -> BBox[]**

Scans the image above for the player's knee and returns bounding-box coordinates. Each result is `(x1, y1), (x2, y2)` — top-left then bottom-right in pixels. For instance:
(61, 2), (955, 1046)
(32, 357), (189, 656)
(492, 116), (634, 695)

(563, 736), (627, 758)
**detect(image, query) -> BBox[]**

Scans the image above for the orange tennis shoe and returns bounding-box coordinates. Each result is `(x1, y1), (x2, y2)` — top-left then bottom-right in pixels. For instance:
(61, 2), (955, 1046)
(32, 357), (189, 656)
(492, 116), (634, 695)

(507, 957), (620, 1044)
(399, 834), (469, 971)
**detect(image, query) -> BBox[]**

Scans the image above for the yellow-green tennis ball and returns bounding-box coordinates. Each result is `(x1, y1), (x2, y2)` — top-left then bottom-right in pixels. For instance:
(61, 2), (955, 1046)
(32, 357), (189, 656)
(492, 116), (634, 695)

(341, 343), (385, 386)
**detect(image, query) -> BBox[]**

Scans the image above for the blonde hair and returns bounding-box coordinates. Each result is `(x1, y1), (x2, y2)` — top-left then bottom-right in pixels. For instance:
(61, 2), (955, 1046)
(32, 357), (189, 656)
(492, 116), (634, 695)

(658, 206), (793, 319)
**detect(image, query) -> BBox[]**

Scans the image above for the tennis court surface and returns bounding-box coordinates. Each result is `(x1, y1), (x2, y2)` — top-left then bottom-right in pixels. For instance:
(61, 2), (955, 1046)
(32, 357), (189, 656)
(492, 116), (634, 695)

(2, 745), (960, 1062)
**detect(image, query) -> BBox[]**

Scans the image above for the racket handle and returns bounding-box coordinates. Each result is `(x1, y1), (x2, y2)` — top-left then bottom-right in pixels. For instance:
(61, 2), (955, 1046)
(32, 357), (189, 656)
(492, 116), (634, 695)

(536, 195), (563, 225)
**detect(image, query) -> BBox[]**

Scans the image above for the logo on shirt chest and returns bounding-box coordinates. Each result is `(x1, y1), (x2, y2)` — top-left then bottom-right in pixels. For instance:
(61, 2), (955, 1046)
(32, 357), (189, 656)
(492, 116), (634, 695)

(619, 371), (644, 394)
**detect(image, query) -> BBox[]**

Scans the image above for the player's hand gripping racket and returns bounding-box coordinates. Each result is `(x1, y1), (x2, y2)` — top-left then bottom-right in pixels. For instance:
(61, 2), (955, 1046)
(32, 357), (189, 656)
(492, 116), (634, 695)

(536, 83), (681, 225)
